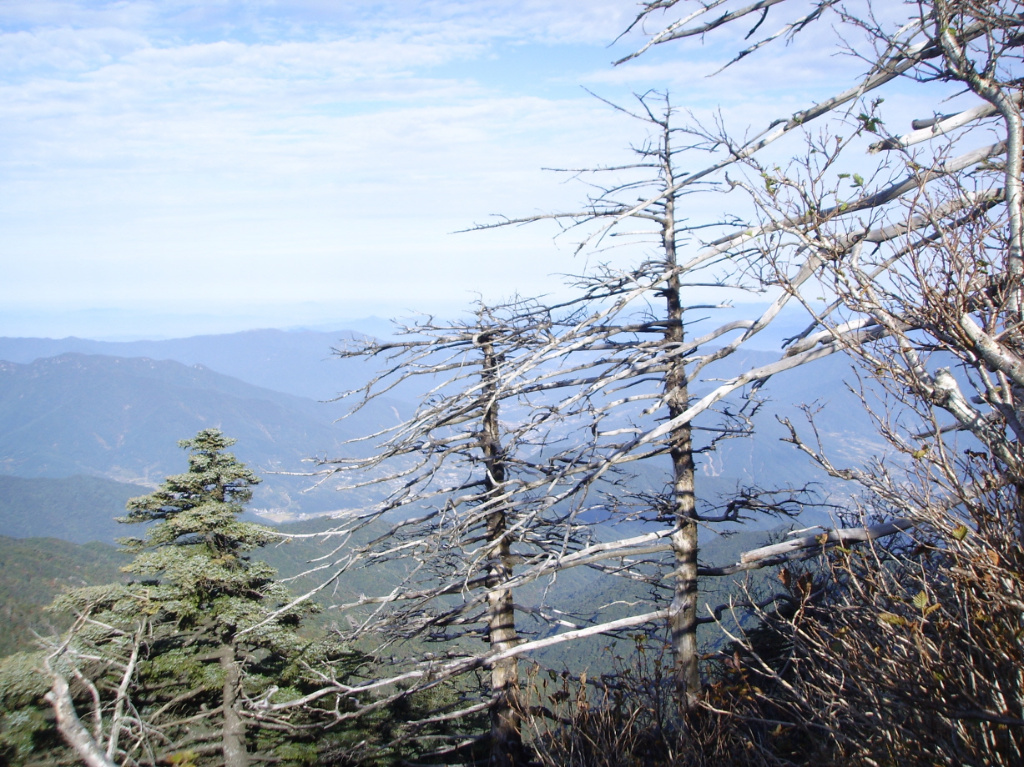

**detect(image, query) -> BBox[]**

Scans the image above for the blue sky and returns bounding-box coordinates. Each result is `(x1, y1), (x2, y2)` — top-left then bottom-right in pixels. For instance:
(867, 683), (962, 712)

(0, 0), (928, 340)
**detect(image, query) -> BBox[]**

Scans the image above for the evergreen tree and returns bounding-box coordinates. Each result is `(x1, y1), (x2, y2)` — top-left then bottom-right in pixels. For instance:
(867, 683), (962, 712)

(49, 430), (338, 767)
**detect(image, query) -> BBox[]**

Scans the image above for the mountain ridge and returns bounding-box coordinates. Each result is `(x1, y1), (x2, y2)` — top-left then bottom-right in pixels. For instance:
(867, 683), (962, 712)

(0, 328), (883, 540)
(0, 352), (399, 519)
(0, 328), (373, 400)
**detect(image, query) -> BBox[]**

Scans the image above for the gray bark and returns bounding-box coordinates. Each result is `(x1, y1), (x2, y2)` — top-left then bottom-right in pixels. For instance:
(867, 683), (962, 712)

(657, 125), (701, 710)
(479, 334), (523, 767)
(221, 642), (249, 767)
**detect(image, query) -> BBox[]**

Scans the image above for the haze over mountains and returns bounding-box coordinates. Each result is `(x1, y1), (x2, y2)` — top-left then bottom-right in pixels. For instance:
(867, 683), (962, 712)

(0, 328), (376, 400)
(0, 328), (417, 536)
(0, 325), (878, 544)
(0, 324), (879, 662)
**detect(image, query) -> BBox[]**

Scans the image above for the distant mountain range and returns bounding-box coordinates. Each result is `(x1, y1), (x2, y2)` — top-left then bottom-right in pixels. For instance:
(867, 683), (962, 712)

(0, 352), (387, 479)
(0, 326), (885, 666)
(0, 327), (883, 544)
(0, 349), (407, 528)
(0, 328), (374, 400)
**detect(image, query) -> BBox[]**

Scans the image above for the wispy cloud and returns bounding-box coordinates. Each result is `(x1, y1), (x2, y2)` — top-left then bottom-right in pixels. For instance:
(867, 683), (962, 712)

(0, 0), (954, 339)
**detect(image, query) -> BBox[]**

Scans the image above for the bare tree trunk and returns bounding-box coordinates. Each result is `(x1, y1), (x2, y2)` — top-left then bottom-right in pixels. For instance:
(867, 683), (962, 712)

(479, 334), (523, 766)
(45, 670), (118, 767)
(659, 145), (701, 710)
(668, 405), (699, 711)
(221, 642), (249, 767)
(487, 521), (522, 767)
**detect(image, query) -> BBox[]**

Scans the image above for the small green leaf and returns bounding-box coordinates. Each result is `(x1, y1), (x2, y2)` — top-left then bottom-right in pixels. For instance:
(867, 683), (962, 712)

(952, 524), (970, 541)
(857, 113), (883, 133)
(912, 590), (928, 611)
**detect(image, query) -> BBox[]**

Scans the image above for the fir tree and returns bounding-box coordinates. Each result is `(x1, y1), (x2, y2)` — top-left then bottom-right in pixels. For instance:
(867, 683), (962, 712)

(49, 430), (337, 767)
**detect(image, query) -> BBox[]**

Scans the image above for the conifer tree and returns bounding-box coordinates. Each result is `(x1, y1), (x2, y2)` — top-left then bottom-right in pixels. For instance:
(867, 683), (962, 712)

(48, 430), (338, 767)
(119, 429), (277, 767)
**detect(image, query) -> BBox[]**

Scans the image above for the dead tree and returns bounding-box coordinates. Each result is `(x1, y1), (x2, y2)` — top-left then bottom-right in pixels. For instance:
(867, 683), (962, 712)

(467, 92), (833, 710)
(300, 300), (617, 765)
(291, 2), (1021, 745)
(295, 270), (798, 751)
(460, 0), (1024, 713)
(612, 1), (1024, 758)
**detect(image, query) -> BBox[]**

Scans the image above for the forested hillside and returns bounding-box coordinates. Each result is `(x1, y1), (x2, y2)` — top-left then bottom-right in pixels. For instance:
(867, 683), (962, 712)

(0, 537), (126, 657)
(0, 475), (142, 543)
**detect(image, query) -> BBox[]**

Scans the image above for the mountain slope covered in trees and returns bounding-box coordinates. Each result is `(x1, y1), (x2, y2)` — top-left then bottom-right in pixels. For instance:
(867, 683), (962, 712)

(0, 536), (127, 657)
(0, 475), (143, 543)
(0, 353), (406, 519)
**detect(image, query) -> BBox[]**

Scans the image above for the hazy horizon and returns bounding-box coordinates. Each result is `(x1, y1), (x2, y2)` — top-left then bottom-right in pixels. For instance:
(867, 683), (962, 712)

(0, 298), (818, 354)
(0, 0), (876, 343)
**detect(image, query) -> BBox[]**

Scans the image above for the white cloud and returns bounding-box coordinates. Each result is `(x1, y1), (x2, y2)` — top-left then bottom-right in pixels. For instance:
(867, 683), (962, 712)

(0, 0), (971, 339)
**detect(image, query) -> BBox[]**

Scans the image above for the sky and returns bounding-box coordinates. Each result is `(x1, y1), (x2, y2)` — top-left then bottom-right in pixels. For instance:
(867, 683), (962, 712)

(0, 0), (941, 340)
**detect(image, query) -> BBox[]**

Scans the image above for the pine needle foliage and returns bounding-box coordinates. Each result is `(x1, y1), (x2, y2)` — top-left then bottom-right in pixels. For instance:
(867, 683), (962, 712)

(47, 430), (342, 767)
(112, 428), (289, 643)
